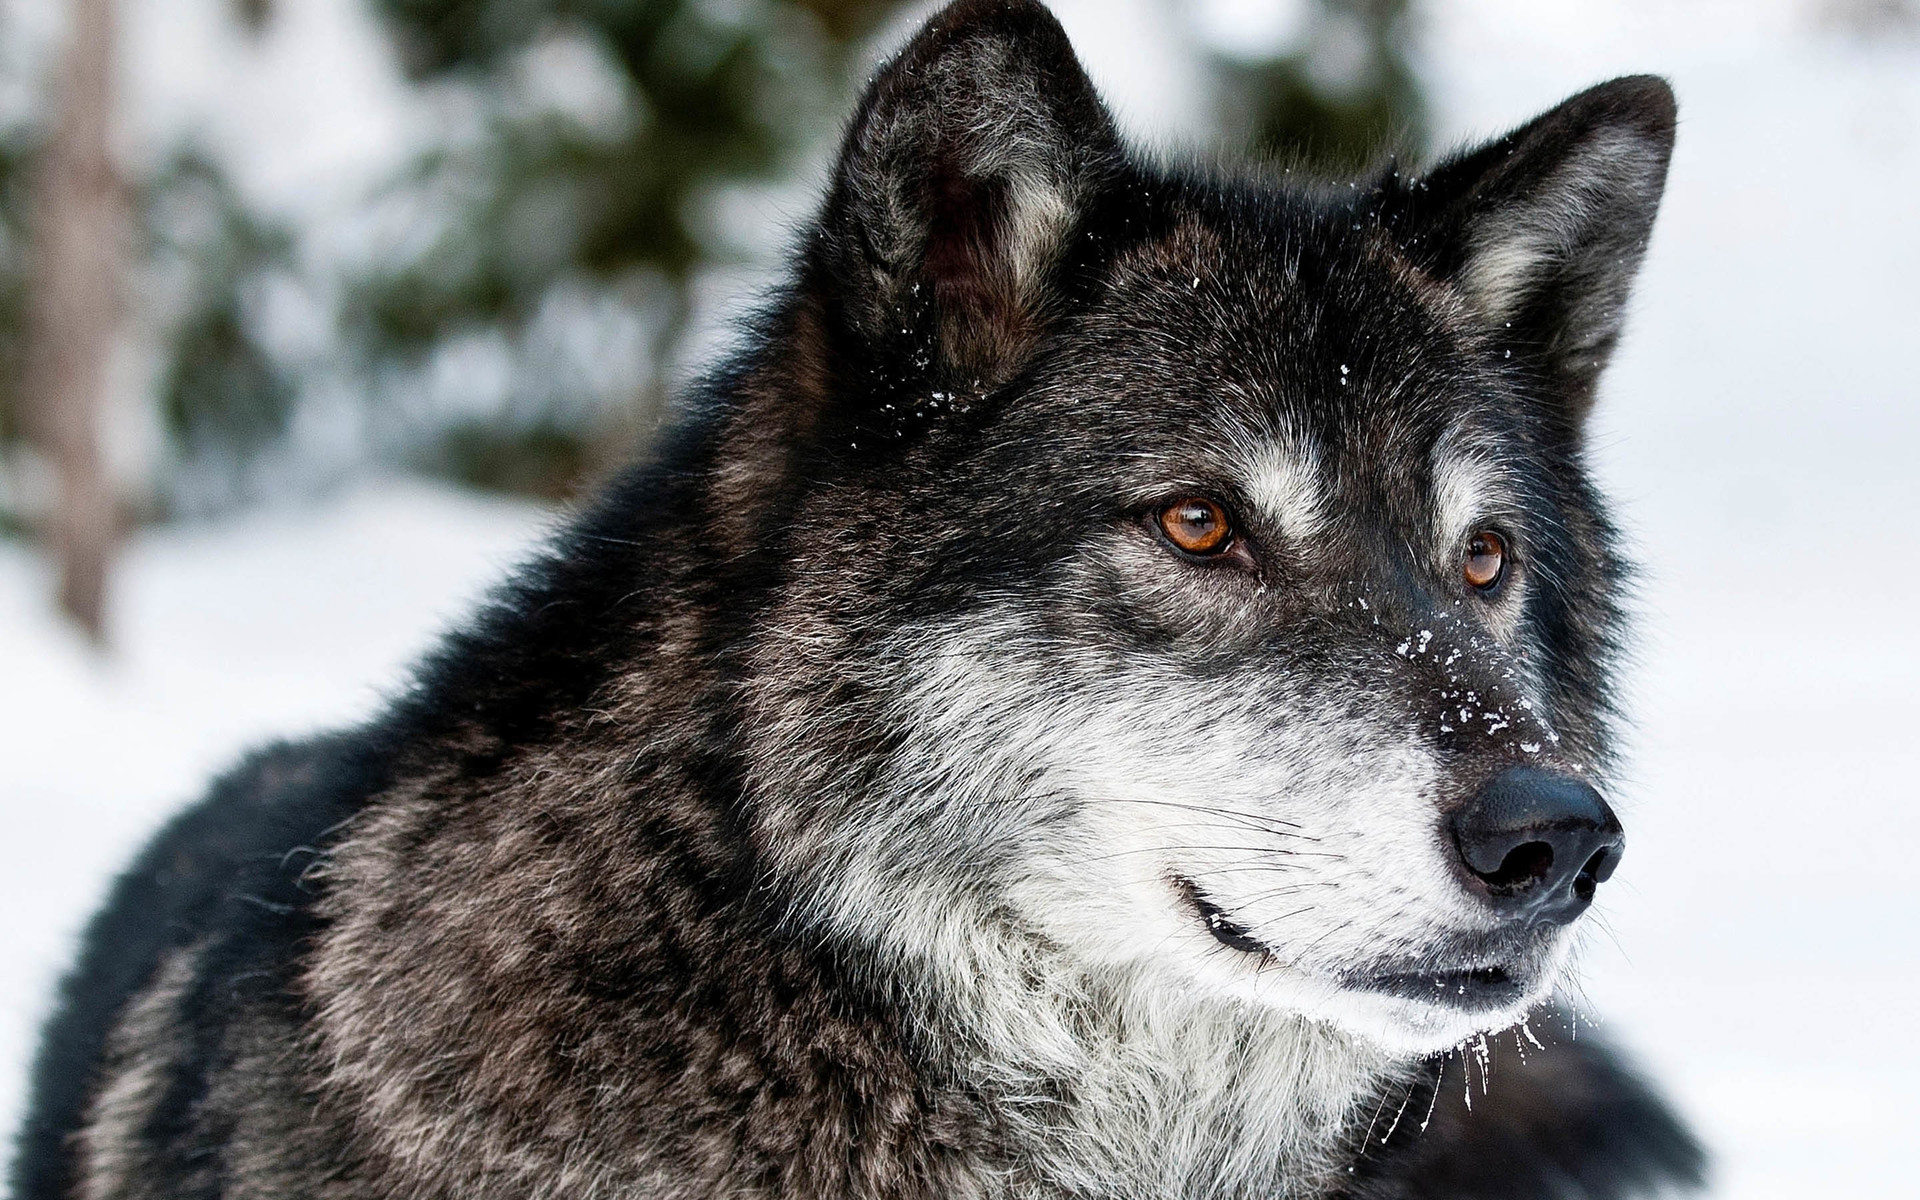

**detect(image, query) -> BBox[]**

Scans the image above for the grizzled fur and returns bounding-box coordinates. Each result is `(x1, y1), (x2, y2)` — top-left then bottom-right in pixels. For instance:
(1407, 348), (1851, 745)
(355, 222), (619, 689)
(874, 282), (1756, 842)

(13, 3), (1702, 1198)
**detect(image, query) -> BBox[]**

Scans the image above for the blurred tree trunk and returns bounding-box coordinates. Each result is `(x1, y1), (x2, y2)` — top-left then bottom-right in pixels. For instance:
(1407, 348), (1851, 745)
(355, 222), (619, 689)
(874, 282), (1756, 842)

(24, 0), (122, 643)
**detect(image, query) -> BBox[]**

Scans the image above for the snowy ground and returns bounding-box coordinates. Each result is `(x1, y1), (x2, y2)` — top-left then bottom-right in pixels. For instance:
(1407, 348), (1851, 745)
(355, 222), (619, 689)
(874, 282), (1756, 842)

(5, 2), (1919, 1197)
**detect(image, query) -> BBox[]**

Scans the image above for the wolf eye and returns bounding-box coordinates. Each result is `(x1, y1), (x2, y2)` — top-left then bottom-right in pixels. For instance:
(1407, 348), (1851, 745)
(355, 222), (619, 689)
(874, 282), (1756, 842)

(1464, 530), (1508, 591)
(1158, 498), (1234, 556)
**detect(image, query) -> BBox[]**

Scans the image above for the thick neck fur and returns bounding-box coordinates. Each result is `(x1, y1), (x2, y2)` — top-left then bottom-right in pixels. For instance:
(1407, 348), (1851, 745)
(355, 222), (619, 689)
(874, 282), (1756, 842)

(851, 895), (1408, 1200)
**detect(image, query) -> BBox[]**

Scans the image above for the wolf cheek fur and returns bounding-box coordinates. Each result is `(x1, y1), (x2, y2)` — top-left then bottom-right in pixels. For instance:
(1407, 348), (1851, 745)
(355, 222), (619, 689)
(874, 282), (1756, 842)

(15, 1), (1705, 1198)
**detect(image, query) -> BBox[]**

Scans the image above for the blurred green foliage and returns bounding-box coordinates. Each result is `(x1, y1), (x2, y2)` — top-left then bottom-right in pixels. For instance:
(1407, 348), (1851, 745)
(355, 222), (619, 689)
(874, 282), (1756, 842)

(0, 21), (299, 523)
(0, 108), (38, 539)
(1215, 0), (1427, 176)
(146, 149), (299, 501)
(233, 0), (276, 32)
(0, 131), (29, 459)
(355, 0), (907, 496)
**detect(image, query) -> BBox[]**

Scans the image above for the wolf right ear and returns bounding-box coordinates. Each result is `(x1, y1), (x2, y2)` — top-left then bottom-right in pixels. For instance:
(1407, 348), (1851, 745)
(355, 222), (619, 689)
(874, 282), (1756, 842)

(813, 0), (1121, 392)
(1386, 76), (1676, 427)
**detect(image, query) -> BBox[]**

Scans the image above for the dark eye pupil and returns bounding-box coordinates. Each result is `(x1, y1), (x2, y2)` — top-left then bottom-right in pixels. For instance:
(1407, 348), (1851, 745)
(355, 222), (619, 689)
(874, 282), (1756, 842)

(1159, 498), (1232, 554)
(1465, 532), (1506, 588)
(1176, 503), (1218, 534)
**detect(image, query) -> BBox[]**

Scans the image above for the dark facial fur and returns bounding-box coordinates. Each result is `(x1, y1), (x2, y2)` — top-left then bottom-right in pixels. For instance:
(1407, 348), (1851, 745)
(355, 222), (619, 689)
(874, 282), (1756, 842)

(12, 3), (1700, 1198)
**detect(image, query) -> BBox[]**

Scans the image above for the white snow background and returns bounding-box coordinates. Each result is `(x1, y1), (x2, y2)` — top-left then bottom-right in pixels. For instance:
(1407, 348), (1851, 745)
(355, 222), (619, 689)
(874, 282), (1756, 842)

(4, 1), (1918, 1196)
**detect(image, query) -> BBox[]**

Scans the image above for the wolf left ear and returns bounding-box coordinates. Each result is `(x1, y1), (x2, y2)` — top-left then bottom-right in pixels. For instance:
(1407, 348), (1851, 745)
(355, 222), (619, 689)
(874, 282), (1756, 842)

(813, 0), (1121, 391)
(1387, 76), (1676, 425)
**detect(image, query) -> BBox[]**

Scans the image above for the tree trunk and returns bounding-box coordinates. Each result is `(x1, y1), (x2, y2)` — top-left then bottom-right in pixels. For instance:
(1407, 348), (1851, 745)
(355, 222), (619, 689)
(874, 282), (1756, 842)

(24, 0), (121, 643)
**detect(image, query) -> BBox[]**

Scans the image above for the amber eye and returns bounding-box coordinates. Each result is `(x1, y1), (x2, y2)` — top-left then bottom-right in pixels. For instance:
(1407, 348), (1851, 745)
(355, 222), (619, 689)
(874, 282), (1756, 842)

(1158, 497), (1234, 556)
(1463, 530), (1508, 591)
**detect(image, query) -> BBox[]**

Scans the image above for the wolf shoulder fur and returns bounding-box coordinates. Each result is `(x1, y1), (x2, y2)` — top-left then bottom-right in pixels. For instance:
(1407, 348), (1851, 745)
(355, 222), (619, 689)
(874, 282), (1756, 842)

(13, 2), (1704, 1197)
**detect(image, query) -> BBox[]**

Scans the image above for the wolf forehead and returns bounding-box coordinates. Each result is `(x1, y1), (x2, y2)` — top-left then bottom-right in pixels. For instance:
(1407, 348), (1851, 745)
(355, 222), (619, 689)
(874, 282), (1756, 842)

(1047, 209), (1520, 465)
(872, 205), (1538, 555)
(843, 151), (1507, 431)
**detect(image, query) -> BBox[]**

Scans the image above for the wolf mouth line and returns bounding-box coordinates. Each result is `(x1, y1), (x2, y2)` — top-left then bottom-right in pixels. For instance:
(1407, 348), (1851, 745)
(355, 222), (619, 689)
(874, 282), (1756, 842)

(1176, 873), (1544, 1014)
(1358, 967), (1525, 1012)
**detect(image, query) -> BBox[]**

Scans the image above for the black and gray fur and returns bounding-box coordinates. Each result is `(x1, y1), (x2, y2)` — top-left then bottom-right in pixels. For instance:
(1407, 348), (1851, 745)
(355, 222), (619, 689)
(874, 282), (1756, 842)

(12, 3), (1703, 1197)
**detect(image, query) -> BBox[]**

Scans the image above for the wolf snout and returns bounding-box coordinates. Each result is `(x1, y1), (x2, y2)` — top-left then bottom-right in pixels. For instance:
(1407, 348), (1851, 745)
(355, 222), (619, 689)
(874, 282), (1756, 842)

(1449, 768), (1624, 926)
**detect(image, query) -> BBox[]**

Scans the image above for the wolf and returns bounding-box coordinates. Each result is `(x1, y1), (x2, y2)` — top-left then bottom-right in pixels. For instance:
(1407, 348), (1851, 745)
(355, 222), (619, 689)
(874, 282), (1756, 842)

(12, 2), (1704, 1197)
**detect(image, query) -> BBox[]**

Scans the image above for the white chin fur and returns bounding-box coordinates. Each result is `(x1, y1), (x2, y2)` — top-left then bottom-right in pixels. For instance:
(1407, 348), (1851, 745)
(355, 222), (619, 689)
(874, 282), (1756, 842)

(1185, 961), (1535, 1057)
(1294, 978), (1541, 1057)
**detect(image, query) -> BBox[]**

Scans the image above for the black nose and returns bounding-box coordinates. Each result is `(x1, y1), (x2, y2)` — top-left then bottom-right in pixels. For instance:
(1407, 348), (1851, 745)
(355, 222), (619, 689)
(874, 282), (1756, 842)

(1450, 768), (1624, 926)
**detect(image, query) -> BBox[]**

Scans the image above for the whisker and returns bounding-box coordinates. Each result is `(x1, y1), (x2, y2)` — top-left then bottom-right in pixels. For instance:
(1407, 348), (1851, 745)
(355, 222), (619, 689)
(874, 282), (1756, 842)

(1067, 843), (1300, 865)
(1070, 796), (1310, 834)
(1228, 881), (1327, 907)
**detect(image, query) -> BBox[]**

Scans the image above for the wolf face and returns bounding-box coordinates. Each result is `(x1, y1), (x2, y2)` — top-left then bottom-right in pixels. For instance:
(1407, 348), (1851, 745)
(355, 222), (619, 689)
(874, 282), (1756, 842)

(737, 1), (1673, 1060)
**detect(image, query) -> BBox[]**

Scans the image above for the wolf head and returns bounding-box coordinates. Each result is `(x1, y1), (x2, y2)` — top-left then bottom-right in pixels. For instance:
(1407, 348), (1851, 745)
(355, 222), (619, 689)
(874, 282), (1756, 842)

(730, 0), (1674, 1058)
